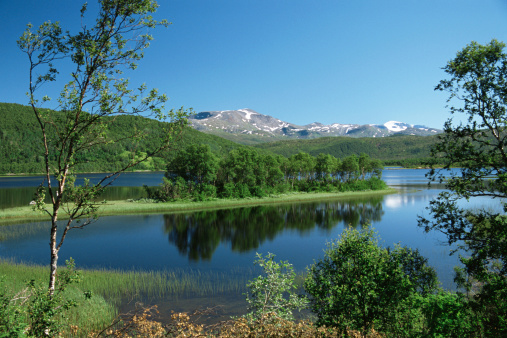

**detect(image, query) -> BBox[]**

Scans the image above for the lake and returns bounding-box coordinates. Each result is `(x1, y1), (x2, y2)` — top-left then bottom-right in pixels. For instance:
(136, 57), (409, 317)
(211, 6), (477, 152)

(0, 172), (165, 208)
(0, 169), (499, 320)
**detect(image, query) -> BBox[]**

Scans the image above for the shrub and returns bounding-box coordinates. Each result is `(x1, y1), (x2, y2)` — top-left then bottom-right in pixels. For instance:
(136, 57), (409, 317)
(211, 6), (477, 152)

(244, 253), (308, 322)
(304, 227), (438, 334)
(414, 291), (476, 337)
(195, 183), (217, 201)
(235, 183), (251, 199)
(0, 277), (26, 337)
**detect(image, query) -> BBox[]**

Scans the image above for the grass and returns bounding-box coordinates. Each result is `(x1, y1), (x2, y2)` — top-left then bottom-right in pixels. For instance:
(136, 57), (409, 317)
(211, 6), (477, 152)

(0, 189), (395, 225)
(0, 261), (117, 336)
(0, 260), (256, 302)
(0, 259), (268, 336)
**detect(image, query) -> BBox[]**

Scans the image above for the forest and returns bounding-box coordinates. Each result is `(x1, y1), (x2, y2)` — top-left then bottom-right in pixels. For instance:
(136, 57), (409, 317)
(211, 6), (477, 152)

(253, 134), (438, 167)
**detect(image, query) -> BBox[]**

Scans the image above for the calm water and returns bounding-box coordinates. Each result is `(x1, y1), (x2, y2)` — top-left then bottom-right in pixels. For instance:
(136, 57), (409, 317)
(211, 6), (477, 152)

(0, 172), (164, 208)
(0, 169), (500, 319)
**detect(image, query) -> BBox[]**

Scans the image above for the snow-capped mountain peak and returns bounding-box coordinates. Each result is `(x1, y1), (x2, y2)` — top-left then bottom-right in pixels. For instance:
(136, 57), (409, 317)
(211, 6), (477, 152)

(188, 109), (441, 141)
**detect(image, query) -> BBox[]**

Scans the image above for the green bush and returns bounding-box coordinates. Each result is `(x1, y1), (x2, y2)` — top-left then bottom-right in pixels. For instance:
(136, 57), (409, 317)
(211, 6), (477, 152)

(220, 182), (236, 199)
(304, 227), (438, 334)
(414, 291), (476, 337)
(235, 183), (251, 199)
(244, 253), (308, 322)
(195, 183), (217, 201)
(0, 277), (27, 337)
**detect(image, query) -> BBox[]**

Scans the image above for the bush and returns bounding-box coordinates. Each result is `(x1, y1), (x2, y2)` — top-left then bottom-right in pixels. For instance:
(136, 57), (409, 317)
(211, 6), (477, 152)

(304, 227), (438, 334)
(250, 185), (266, 198)
(235, 183), (251, 199)
(195, 183), (217, 201)
(414, 291), (476, 336)
(0, 277), (26, 337)
(0, 259), (101, 337)
(244, 253), (308, 322)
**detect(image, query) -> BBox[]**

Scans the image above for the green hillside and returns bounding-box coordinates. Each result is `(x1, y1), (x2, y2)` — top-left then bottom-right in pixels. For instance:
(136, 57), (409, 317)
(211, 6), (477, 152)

(253, 134), (439, 166)
(0, 103), (245, 174)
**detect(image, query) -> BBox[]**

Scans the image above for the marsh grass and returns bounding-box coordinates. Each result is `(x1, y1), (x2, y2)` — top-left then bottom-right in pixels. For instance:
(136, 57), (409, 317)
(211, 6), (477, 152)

(0, 260), (269, 335)
(79, 268), (254, 301)
(0, 260), (259, 300)
(0, 221), (50, 240)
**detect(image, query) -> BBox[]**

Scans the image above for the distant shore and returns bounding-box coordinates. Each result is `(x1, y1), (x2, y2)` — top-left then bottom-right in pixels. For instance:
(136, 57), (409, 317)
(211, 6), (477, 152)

(0, 170), (160, 178)
(0, 189), (395, 225)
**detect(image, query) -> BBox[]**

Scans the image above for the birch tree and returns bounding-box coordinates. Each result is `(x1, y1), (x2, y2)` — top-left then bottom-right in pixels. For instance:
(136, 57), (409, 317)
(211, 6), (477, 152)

(17, 0), (189, 296)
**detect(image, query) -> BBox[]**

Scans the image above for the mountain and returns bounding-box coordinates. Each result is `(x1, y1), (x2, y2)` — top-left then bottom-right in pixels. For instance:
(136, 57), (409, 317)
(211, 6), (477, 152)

(188, 109), (442, 144)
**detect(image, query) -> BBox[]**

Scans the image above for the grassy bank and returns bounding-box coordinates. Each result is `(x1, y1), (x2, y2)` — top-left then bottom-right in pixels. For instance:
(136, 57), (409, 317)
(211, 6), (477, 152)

(0, 189), (395, 225)
(0, 259), (297, 335)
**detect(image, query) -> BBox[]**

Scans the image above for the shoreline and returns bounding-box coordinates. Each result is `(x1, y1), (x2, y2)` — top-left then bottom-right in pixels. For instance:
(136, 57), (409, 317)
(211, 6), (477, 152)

(0, 170), (163, 178)
(0, 189), (396, 225)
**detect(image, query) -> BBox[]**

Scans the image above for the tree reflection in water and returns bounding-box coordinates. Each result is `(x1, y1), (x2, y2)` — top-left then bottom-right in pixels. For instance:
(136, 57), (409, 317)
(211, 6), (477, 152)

(164, 196), (384, 261)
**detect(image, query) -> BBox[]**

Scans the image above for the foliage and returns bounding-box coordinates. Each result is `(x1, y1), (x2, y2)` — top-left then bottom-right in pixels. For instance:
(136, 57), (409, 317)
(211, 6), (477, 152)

(419, 39), (507, 336)
(0, 259), (93, 337)
(304, 227), (438, 334)
(0, 278), (27, 337)
(413, 291), (476, 337)
(166, 144), (220, 186)
(15, 0), (191, 306)
(243, 253), (309, 322)
(150, 146), (387, 202)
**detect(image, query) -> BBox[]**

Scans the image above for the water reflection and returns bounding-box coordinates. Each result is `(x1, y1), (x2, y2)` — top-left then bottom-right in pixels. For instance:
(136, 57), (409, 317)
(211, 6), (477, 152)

(164, 197), (385, 261)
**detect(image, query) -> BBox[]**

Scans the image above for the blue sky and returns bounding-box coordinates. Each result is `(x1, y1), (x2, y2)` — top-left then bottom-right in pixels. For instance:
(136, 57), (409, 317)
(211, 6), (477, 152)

(1, 0), (507, 129)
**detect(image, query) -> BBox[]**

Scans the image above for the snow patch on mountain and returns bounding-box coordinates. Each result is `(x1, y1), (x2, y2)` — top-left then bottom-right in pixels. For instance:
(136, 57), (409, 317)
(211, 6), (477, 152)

(238, 108), (256, 120)
(384, 121), (409, 132)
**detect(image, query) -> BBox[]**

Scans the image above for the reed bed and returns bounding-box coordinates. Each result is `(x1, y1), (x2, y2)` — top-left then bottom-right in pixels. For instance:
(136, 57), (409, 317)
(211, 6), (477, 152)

(0, 259), (307, 334)
(0, 221), (50, 240)
(0, 260), (259, 303)
(79, 268), (253, 302)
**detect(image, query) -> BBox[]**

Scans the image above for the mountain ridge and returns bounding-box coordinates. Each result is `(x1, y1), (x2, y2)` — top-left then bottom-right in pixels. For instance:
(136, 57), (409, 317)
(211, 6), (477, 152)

(188, 108), (442, 144)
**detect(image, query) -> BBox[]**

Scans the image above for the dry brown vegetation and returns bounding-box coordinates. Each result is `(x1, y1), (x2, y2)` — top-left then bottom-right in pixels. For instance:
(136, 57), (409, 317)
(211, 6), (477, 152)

(97, 306), (384, 338)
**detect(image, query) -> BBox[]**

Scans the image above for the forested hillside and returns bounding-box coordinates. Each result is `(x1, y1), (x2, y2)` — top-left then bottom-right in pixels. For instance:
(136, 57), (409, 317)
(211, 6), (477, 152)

(0, 103), (243, 174)
(254, 134), (438, 166)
